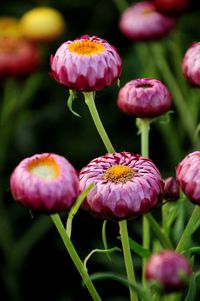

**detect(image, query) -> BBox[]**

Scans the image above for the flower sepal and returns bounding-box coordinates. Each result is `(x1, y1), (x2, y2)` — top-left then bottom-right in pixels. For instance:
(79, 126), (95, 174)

(67, 90), (81, 117)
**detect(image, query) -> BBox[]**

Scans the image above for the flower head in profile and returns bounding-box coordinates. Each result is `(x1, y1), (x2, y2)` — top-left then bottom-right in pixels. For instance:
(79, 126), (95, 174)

(117, 78), (172, 118)
(119, 1), (176, 41)
(50, 35), (122, 91)
(176, 151), (200, 205)
(19, 7), (66, 43)
(146, 250), (192, 292)
(79, 152), (163, 220)
(0, 36), (40, 78)
(10, 153), (79, 213)
(182, 42), (200, 87)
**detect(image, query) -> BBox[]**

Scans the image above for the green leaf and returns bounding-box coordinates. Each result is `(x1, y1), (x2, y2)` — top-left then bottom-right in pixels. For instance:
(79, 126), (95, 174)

(146, 213), (173, 249)
(182, 247), (200, 256)
(184, 273), (196, 301)
(156, 110), (174, 124)
(88, 272), (151, 301)
(129, 238), (151, 258)
(67, 90), (81, 117)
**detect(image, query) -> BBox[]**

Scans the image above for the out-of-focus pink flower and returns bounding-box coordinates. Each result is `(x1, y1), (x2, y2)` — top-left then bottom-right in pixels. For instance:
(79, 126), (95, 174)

(79, 152), (163, 220)
(0, 36), (40, 77)
(176, 151), (200, 204)
(117, 78), (172, 118)
(163, 177), (180, 202)
(119, 1), (176, 41)
(146, 250), (192, 292)
(50, 35), (122, 91)
(182, 42), (200, 87)
(152, 0), (188, 15)
(10, 153), (79, 213)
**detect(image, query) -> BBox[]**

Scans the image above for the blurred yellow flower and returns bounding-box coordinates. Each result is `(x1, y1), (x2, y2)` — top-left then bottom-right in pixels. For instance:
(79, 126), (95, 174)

(19, 7), (66, 42)
(0, 17), (21, 37)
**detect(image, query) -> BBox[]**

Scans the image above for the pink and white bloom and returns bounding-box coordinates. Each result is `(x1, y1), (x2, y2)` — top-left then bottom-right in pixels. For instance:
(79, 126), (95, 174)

(79, 152), (163, 220)
(176, 151), (200, 204)
(50, 35), (122, 91)
(119, 1), (176, 41)
(10, 153), (79, 213)
(146, 250), (192, 292)
(117, 78), (172, 118)
(182, 42), (200, 87)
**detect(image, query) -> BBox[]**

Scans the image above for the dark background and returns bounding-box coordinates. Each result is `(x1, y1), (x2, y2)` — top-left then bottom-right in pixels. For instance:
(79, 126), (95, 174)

(0, 0), (200, 300)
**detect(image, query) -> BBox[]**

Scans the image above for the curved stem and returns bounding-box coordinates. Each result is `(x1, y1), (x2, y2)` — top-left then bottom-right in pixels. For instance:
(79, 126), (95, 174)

(119, 220), (138, 301)
(176, 206), (200, 253)
(66, 184), (94, 238)
(83, 92), (115, 153)
(51, 214), (102, 301)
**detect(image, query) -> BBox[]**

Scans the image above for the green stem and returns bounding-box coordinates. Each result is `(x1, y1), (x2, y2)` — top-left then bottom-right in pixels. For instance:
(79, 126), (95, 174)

(140, 118), (150, 158)
(119, 220), (138, 301)
(150, 42), (197, 147)
(146, 214), (173, 250)
(176, 206), (200, 253)
(139, 118), (150, 291)
(51, 214), (102, 301)
(83, 92), (115, 153)
(83, 91), (138, 300)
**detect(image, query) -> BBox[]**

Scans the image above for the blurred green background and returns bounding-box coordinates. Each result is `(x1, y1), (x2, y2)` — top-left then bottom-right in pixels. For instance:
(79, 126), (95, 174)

(0, 0), (200, 300)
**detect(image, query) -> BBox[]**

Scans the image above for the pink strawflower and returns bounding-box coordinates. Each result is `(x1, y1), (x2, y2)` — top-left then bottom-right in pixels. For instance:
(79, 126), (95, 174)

(182, 42), (200, 87)
(119, 1), (176, 41)
(79, 152), (163, 220)
(146, 250), (192, 292)
(10, 153), (79, 213)
(164, 177), (180, 202)
(50, 35), (122, 91)
(117, 78), (172, 118)
(0, 36), (40, 77)
(176, 151), (200, 204)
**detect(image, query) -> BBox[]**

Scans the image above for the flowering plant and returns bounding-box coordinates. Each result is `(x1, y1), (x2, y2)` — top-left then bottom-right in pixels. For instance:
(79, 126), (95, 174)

(1, 1), (200, 301)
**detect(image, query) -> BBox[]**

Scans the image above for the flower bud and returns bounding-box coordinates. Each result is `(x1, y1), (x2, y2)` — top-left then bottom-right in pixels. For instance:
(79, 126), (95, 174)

(117, 78), (172, 118)
(164, 177), (180, 202)
(146, 250), (192, 292)
(79, 152), (163, 220)
(182, 42), (200, 87)
(176, 151), (200, 204)
(10, 153), (79, 213)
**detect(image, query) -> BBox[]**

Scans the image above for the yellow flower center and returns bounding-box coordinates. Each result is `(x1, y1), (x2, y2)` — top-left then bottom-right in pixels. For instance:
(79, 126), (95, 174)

(68, 40), (105, 56)
(141, 8), (154, 15)
(28, 156), (60, 180)
(103, 165), (135, 184)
